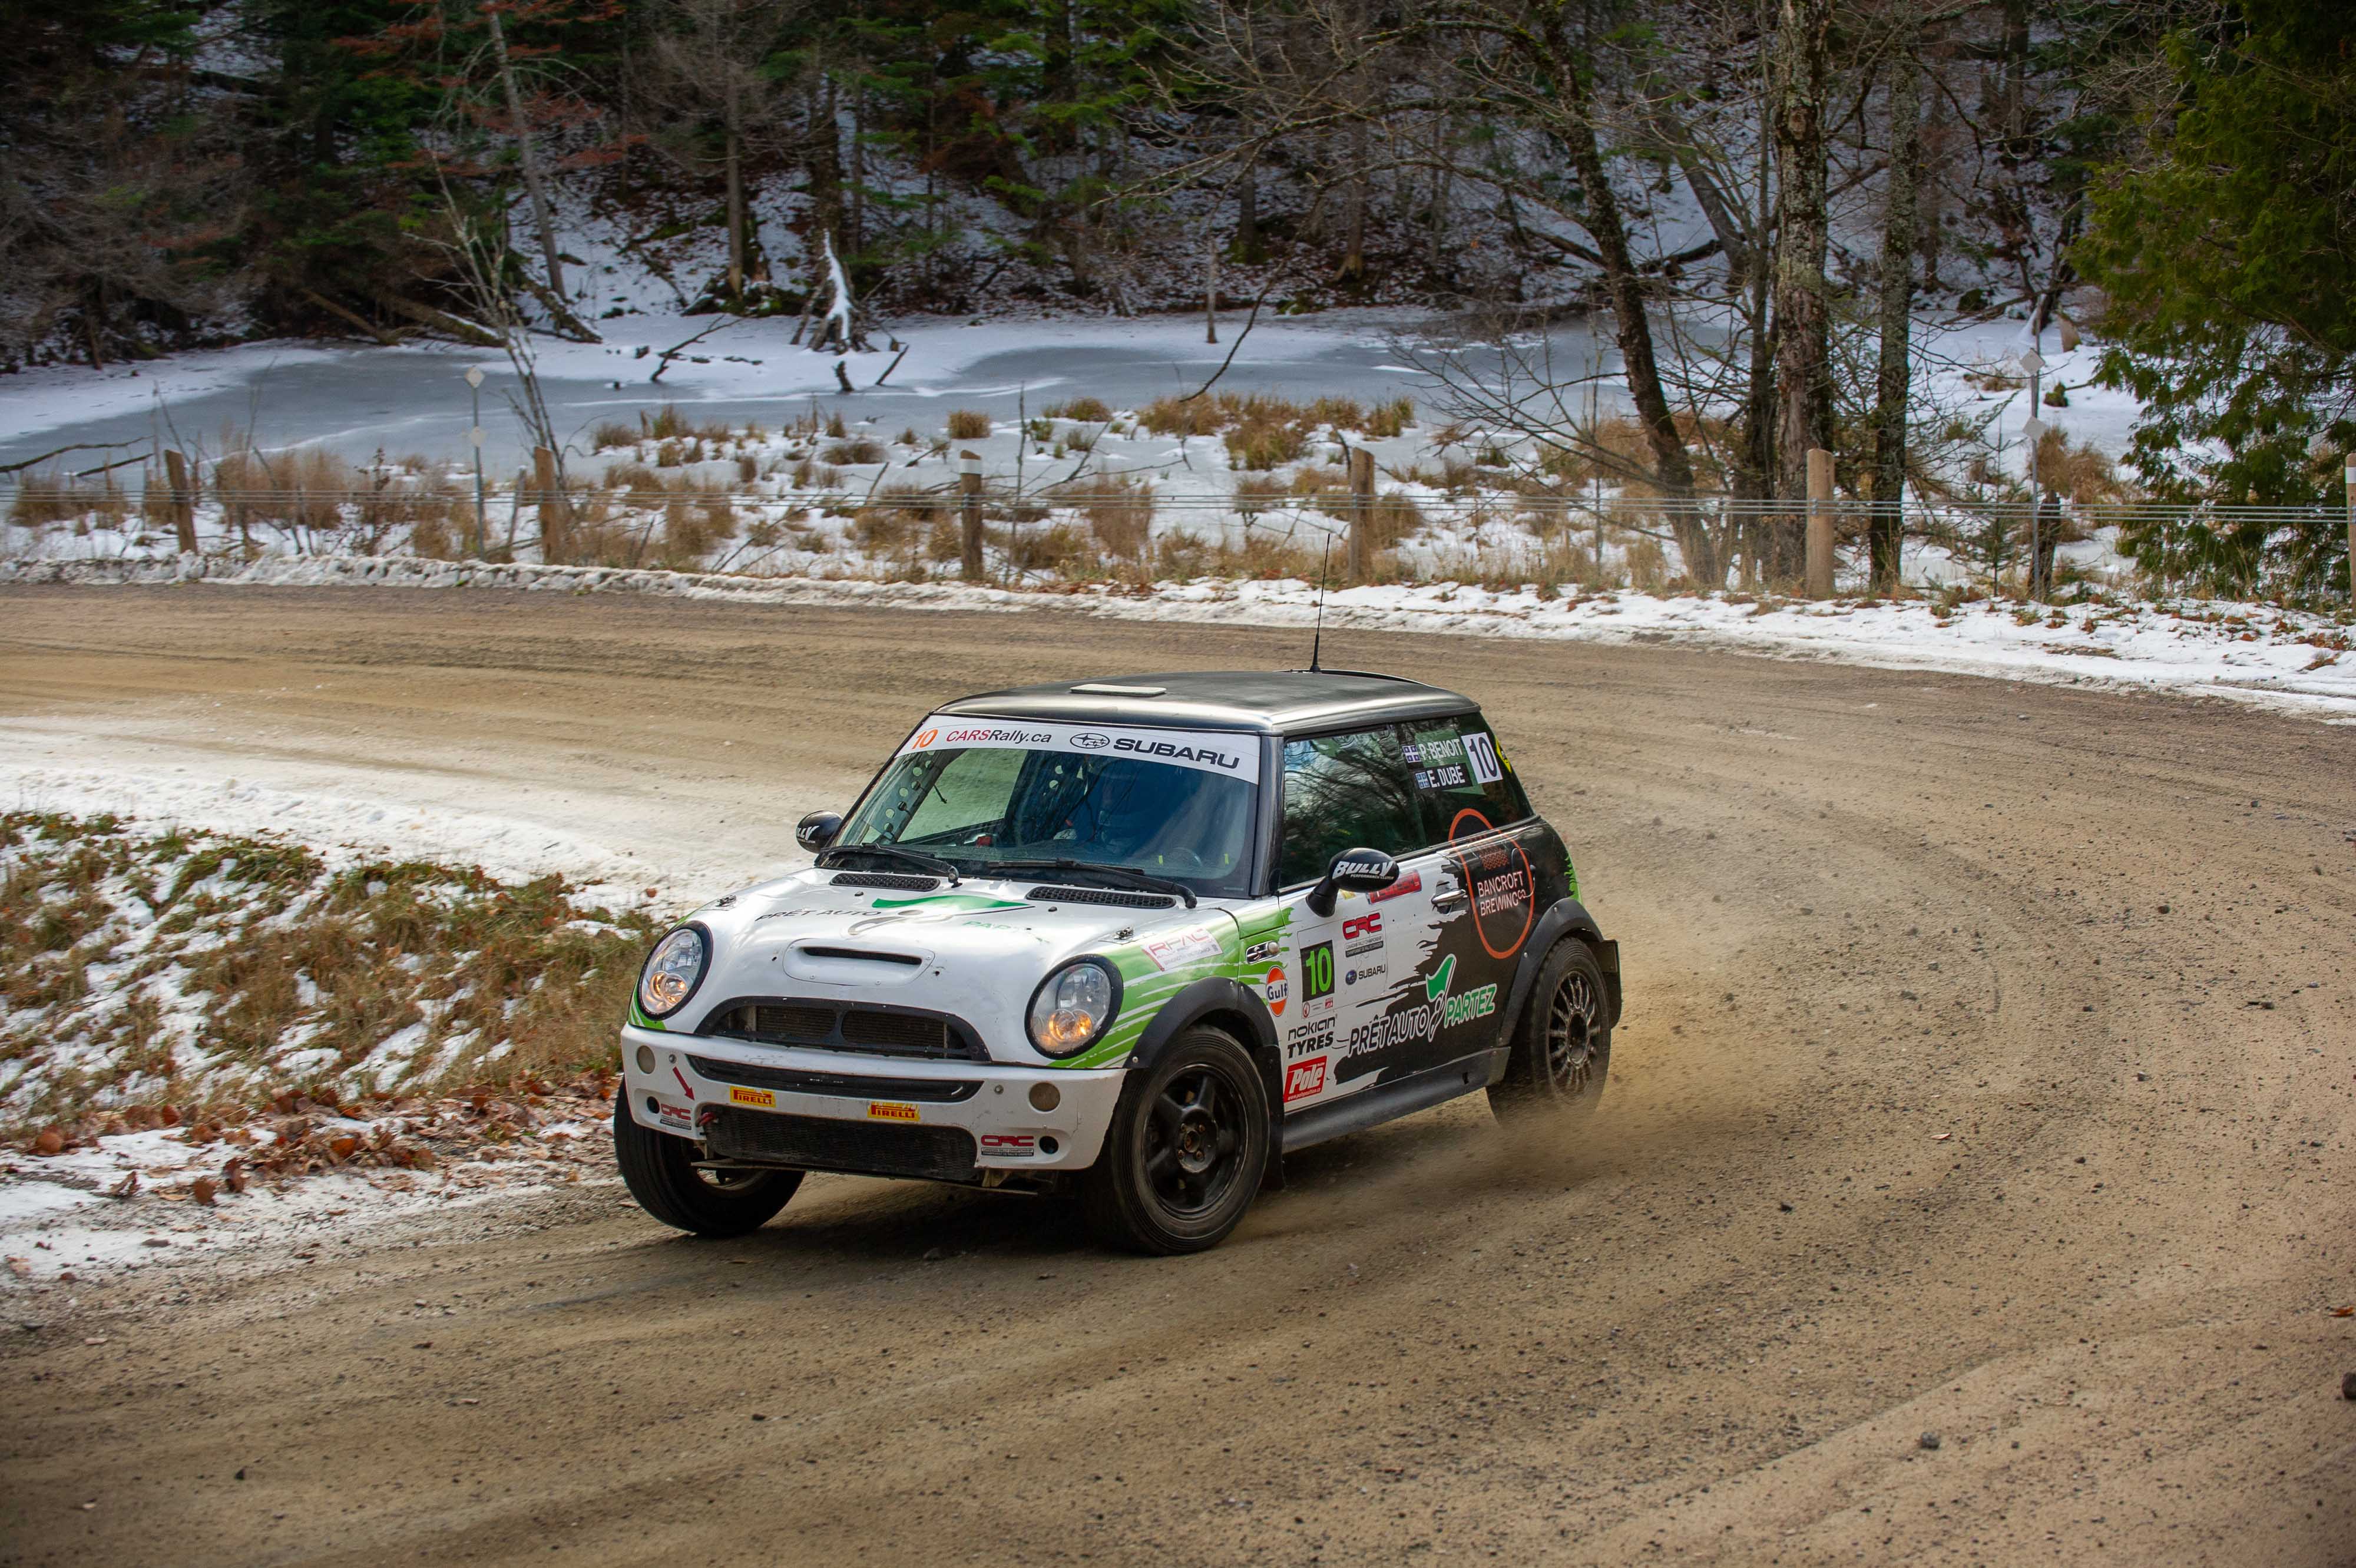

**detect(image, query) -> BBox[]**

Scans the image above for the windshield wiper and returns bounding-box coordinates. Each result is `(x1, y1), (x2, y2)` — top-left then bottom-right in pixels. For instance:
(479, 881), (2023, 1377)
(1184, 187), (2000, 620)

(815, 843), (962, 885)
(986, 858), (1197, 909)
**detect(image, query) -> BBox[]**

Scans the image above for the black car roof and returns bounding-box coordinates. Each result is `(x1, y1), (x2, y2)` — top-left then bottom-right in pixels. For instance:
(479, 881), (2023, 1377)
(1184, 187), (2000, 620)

(932, 670), (1477, 735)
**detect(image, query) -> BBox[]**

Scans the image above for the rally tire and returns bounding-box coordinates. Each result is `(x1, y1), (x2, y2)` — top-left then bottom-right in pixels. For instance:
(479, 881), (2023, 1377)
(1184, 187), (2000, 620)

(1489, 939), (1612, 1122)
(1079, 1026), (1269, 1255)
(613, 1090), (800, 1236)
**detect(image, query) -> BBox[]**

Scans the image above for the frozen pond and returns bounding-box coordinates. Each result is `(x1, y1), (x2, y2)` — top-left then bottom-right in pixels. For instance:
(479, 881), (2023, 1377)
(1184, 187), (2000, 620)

(0, 309), (1614, 478)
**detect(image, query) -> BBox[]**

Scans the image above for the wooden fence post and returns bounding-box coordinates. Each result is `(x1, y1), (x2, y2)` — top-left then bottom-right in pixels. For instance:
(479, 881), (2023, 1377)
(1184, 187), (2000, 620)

(1346, 445), (1375, 584)
(162, 449), (197, 555)
(532, 446), (566, 563)
(959, 450), (984, 581)
(1805, 447), (1835, 599)
(2345, 456), (2354, 607)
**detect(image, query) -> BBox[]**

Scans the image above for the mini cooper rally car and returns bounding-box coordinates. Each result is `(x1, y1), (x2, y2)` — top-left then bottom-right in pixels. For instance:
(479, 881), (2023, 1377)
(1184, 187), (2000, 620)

(614, 670), (1622, 1253)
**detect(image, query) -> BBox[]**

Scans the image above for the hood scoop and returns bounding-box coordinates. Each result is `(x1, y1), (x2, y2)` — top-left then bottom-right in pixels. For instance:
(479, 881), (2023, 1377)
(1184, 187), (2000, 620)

(799, 945), (923, 967)
(782, 941), (931, 986)
(830, 871), (940, 892)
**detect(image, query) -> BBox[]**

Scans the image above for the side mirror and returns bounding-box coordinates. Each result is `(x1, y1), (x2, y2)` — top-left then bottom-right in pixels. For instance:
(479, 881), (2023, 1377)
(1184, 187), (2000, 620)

(796, 811), (843, 852)
(1307, 846), (1399, 917)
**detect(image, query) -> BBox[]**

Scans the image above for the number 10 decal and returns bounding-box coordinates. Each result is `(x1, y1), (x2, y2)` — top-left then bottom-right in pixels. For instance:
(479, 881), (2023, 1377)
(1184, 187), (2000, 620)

(1463, 731), (1503, 785)
(1301, 941), (1336, 1001)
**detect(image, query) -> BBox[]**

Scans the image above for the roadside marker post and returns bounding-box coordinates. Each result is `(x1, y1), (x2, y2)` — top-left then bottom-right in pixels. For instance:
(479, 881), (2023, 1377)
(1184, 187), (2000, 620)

(2346, 459), (2354, 606)
(959, 450), (984, 582)
(465, 367), (487, 558)
(1346, 445), (1374, 584)
(1805, 447), (1835, 599)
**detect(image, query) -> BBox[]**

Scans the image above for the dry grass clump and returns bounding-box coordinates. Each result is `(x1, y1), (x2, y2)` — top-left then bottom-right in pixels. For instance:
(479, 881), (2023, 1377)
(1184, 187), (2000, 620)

(215, 445), (354, 534)
(0, 813), (660, 1134)
(1225, 398), (1312, 471)
(945, 409), (993, 441)
(1365, 396), (1415, 438)
(1232, 475), (1288, 517)
(588, 420), (638, 452)
(366, 476), (470, 557)
(822, 438), (886, 466)
(1047, 472), (1156, 558)
(853, 483), (948, 554)
(995, 520), (1094, 575)
(7, 473), (130, 530)
(2031, 428), (2130, 504)
(641, 404), (734, 443)
(1139, 395), (1227, 437)
(1044, 396), (1112, 422)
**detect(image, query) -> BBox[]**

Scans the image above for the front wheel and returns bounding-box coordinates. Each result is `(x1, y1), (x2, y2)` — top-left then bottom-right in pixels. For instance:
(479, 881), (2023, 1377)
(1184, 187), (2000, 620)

(1488, 939), (1612, 1122)
(613, 1090), (801, 1236)
(1079, 1027), (1269, 1255)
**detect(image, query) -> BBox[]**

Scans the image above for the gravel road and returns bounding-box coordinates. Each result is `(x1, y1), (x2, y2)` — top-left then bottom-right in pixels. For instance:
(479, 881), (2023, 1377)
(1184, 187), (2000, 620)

(2, 585), (2350, 1567)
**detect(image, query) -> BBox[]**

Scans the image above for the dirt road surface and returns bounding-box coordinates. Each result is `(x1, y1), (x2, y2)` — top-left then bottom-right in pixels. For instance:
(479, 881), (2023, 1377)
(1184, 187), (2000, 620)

(2, 585), (2351, 1567)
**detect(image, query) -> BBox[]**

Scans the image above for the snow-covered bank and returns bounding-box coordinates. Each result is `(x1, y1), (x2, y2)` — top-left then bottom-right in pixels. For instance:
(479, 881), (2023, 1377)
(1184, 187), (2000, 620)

(8, 552), (2350, 720)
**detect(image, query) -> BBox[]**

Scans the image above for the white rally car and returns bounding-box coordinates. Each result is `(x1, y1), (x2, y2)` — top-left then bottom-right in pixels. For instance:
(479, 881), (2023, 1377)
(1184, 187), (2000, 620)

(615, 670), (1621, 1252)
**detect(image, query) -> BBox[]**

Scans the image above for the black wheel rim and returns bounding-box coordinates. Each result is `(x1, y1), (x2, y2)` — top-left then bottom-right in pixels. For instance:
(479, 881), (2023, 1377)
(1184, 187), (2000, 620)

(1141, 1063), (1250, 1219)
(1544, 969), (1601, 1099)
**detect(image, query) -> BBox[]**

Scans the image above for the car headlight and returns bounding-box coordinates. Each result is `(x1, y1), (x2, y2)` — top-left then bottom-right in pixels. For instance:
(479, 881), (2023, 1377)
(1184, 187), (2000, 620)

(637, 925), (709, 1019)
(1027, 958), (1120, 1058)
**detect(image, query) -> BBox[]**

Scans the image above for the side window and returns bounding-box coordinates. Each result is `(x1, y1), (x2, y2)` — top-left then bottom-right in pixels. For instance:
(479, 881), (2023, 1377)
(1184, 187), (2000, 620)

(1276, 726), (1424, 887)
(1402, 713), (1531, 842)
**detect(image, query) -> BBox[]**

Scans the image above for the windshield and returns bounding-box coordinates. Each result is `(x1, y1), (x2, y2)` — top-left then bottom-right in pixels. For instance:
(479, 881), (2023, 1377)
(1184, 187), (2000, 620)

(838, 719), (1262, 898)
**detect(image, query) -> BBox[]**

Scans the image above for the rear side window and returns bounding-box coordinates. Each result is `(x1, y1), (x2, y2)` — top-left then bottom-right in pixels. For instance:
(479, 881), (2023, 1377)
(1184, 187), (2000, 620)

(1276, 726), (1422, 887)
(1401, 713), (1531, 842)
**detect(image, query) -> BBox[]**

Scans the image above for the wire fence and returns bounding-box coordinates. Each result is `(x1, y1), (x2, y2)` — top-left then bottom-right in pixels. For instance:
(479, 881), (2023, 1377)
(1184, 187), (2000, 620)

(5, 478), (2350, 603)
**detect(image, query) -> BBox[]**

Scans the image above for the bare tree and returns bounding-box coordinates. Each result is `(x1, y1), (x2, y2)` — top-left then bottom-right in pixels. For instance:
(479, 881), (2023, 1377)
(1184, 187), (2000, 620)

(638, 0), (805, 303)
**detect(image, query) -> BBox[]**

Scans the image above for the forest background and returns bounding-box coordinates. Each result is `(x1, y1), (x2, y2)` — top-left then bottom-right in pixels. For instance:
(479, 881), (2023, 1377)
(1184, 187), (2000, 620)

(2, 0), (2351, 595)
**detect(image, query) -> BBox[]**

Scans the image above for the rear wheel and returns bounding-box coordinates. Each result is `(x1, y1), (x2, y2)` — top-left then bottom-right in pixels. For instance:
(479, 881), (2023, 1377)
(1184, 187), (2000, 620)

(1488, 939), (1612, 1122)
(1080, 1027), (1269, 1255)
(613, 1090), (800, 1236)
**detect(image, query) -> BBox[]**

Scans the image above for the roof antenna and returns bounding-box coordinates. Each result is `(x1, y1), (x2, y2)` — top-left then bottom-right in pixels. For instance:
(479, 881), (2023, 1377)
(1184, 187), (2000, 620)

(1308, 526), (1332, 672)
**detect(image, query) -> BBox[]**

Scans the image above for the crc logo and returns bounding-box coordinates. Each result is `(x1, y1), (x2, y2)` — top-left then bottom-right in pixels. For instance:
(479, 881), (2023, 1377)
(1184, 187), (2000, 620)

(1283, 1057), (1328, 1102)
(1071, 732), (1112, 750)
(912, 729), (938, 749)
(978, 1133), (1037, 1156)
(1341, 912), (1382, 941)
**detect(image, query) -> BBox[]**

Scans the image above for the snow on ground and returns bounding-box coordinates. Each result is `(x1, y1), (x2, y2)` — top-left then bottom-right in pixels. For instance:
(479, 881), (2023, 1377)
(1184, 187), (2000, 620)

(1, 1101), (616, 1298)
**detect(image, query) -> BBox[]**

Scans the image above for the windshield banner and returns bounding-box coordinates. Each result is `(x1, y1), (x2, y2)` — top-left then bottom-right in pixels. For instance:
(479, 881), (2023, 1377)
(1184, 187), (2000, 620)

(898, 717), (1262, 783)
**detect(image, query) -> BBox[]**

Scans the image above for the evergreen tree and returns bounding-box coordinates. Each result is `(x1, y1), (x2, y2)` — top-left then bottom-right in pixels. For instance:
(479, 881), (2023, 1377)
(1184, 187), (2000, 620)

(2080, 0), (2355, 594)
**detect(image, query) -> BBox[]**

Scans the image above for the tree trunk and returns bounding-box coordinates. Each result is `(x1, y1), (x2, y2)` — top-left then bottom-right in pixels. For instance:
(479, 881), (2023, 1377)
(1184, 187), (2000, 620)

(1869, 44), (1924, 593)
(724, 122), (746, 300)
(1205, 214), (1219, 343)
(805, 74), (843, 257)
(483, 2), (567, 302)
(1557, 55), (1718, 587)
(1237, 157), (1259, 261)
(1342, 114), (1368, 282)
(848, 91), (865, 254)
(1771, 0), (1835, 584)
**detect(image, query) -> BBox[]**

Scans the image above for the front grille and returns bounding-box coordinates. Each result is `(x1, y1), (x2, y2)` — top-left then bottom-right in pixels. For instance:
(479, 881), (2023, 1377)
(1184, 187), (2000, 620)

(704, 1106), (978, 1183)
(830, 872), (939, 891)
(1024, 884), (1176, 908)
(686, 1055), (981, 1103)
(703, 997), (987, 1061)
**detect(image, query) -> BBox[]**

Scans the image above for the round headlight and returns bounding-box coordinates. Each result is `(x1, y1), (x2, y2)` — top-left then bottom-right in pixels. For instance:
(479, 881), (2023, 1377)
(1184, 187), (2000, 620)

(1027, 959), (1119, 1058)
(637, 926), (709, 1019)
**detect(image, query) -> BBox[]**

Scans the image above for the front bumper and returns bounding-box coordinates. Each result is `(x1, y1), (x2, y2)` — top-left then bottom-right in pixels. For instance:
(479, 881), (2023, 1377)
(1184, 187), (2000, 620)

(620, 1025), (1125, 1176)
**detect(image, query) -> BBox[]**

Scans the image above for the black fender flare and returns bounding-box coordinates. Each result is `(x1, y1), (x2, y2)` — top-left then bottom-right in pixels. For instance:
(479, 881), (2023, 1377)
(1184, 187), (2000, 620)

(1497, 899), (1623, 1046)
(1121, 977), (1286, 1189)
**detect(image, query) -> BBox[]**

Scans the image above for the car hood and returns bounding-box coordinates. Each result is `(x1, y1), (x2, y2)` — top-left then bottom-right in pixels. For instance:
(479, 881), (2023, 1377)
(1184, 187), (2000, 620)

(665, 868), (1243, 1065)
